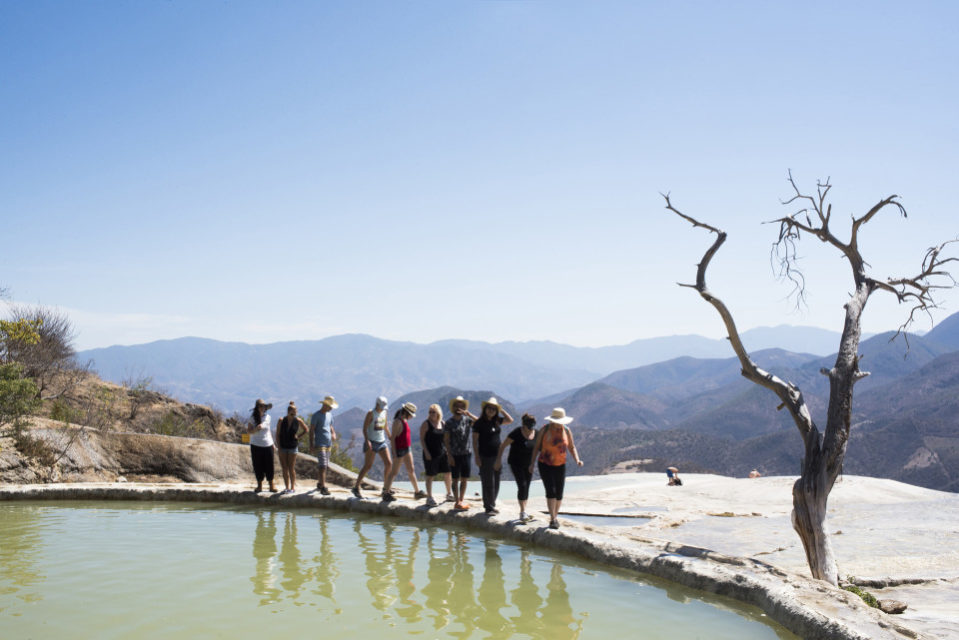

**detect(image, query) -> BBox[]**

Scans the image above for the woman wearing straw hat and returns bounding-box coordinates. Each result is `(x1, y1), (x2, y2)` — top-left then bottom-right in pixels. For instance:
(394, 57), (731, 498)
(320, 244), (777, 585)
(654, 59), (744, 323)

(383, 402), (427, 502)
(247, 399), (277, 493)
(275, 402), (309, 493)
(529, 408), (583, 529)
(353, 396), (393, 499)
(472, 396), (513, 515)
(309, 395), (339, 495)
(443, 395), (478, 511)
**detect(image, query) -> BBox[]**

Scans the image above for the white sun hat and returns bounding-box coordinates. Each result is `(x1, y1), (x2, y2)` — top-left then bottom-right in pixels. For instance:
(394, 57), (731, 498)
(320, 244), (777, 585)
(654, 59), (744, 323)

(544, 407), (574, 425)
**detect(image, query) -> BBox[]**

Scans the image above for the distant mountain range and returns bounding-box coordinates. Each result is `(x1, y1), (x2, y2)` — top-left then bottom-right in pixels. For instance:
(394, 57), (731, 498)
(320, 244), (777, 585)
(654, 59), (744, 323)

(80, 324), (850, 414)
(77, 317), (959, 492)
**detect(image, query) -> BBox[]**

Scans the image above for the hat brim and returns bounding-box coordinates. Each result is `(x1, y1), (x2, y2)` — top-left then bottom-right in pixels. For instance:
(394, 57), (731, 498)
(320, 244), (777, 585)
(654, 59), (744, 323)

(481, 401), (502, 412)
(545, 416), (573, 425)
(321, 400), (339, 409)
(449, 398), (470, 411)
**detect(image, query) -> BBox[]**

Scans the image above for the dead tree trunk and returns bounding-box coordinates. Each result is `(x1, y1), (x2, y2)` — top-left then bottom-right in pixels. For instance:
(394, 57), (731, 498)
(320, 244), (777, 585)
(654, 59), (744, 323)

(665, 174), (956, 584)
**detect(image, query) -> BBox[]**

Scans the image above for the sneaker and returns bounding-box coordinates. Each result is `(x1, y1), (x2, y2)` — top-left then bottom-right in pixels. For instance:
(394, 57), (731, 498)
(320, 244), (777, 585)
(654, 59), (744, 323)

(414, 490), (427, 500)
(351, 486), (362, 499)
(485, 508), (499, 515)
(523, 513), (536, 522)
(549, 519), (560, 530)
(445, 493), (455, 502)
(382, 492), (396, 502)
(426, 496), (438, 507)
(519, 511), (528, 522)
(320, 487), (331, 496)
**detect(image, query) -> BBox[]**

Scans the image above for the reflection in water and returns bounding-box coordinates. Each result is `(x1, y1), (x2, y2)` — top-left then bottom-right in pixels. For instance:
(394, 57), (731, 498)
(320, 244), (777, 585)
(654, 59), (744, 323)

(0, 505), (45, 609)
(251, 512), (587, 637)
(511, 549), (544, 637)
(542, 562), (583, 639)
(393, 528), (423, 622)
(251, 511), (279, 604)
(312, 517), (339, 604)
(477, 541), (509, 638)
(1, 505), (794, 639)
(422, 528), (454, 630)
(355, 519), (397, 612)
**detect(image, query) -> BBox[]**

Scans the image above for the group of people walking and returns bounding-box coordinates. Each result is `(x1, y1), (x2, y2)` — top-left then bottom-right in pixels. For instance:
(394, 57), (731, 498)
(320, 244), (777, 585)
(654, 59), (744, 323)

(247, 394), (584, 530)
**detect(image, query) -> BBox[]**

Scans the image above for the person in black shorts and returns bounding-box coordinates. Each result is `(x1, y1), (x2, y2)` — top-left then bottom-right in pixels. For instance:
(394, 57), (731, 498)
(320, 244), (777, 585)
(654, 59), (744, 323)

(444, 396), (478, 511)
(495, 413), (537, 522)
(419, 403), (452, 506)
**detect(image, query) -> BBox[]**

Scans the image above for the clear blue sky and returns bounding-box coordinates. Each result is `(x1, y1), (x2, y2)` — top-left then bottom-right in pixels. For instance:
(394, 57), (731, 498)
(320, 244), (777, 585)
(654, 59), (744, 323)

(3, 1), (957, 350)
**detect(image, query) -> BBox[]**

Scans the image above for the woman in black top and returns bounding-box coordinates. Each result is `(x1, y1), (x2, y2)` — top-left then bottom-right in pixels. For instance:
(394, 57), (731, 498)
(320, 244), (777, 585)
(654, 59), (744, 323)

(495, 413), (537, 522)
(472, 397), (513, 515)
(419, 403), (452, 506)
(275, 402), (308, 494)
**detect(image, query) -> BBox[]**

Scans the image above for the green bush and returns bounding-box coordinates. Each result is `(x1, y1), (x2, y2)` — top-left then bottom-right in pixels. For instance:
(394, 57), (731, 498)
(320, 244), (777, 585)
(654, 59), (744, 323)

(153, 410), (205, 438)
(49, 398), (80, 424)
(842, 583), (880, 608)
(0, 362), (40, 434)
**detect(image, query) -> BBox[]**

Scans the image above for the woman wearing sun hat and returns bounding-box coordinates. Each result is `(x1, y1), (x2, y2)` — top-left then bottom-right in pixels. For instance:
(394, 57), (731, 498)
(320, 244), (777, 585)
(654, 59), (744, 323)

(444, 395), (478, 510)
(529, 408), (583, 529)
(247, 399), (277, 493)
(472, 396), (513, 515)
(383, 402), (427, 502)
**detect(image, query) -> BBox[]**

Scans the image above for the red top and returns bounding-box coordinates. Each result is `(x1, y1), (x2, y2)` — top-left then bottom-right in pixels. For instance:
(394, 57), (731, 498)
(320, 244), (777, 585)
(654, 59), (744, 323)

(394, 419), (412, 449)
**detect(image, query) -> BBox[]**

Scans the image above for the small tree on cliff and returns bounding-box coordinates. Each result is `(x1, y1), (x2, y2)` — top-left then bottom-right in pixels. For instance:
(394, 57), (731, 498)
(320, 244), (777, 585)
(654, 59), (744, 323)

(665, 173), (957, 585)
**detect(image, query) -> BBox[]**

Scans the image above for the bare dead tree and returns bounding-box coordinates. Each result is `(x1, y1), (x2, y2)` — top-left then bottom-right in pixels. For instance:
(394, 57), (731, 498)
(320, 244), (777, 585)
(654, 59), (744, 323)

(665, 173), (958, 584)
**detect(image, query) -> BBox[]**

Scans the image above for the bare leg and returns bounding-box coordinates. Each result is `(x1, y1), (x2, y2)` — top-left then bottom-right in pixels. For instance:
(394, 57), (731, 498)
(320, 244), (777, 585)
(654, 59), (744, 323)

(278, 452), (293, 490)
(404, 455), (420, 493)
(355, 448), (375, 488)
(546, 497), (559, 522)
(288, 453), (297, 491)
(444, 472), (453, 498)
(425, 474), (434, 500)
(378, 448), (393, 490)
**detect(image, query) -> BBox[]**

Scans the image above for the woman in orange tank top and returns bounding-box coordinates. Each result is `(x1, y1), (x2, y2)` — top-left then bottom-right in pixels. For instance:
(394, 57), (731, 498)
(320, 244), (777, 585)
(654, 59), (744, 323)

(529, 408), (583, 529)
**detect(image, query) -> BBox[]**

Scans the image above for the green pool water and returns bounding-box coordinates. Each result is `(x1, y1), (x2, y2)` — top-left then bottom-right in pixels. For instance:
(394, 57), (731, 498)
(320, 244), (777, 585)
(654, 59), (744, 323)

(0, 502), (796, 639)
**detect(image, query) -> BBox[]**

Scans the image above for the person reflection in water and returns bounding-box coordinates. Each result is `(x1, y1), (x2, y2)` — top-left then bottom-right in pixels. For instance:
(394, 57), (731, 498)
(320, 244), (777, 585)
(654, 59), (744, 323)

(392, 528), (424, 622)
(355, 519), (397, 612)
(278, 511), (309, 599)
(448, 530), (482, 631)
(422, 529), (454, 630)
(476, 540), (509, 635)
(251, 511), (280, 604)
(510, 549), (544, 637)
(541, 562), (583, 639)
(313, 516), (339, 603)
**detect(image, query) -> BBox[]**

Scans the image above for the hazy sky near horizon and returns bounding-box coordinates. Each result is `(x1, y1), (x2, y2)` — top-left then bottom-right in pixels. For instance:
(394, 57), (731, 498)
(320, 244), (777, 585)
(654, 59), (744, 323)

(3, 1), (958, 350)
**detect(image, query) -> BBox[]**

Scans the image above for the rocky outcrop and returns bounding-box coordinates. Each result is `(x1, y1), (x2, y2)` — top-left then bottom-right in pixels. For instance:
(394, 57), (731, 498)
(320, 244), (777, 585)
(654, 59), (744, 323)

(0, 419), (375, 489)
